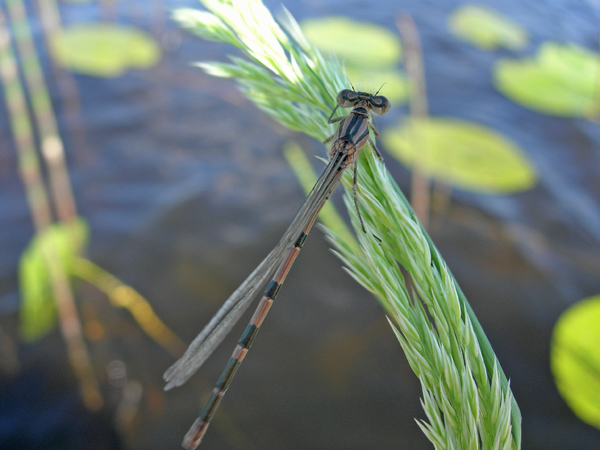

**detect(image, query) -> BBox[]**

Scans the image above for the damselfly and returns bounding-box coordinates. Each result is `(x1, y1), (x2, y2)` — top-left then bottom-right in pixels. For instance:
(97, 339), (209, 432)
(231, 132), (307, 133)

(164, 89), (390, 449)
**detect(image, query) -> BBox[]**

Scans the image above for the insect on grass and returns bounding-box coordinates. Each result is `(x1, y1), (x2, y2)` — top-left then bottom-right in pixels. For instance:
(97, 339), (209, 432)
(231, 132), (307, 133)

(164, 88), (390, 449)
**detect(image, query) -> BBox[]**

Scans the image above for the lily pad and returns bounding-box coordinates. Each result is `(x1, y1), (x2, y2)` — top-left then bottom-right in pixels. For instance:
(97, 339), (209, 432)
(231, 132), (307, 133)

(494, 43), (600, 117)
(345, 66), (407, 102)
(51, 24), (161, 77)
(449, 5), (528, 51)
(301, 17), (406, 102)
(551, 295), (600, 430)
(302, 16), (402, 68)
(19, 219), (89, 341)
(382, 117), (536, 193)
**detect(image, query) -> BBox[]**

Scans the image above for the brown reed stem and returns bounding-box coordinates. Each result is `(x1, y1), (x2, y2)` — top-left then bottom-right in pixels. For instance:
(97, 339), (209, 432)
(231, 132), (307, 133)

(1, 2), (102, 410)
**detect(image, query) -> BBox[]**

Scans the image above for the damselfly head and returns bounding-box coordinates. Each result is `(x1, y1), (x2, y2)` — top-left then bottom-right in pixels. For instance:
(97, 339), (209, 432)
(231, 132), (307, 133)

(336, 89), (391, 115)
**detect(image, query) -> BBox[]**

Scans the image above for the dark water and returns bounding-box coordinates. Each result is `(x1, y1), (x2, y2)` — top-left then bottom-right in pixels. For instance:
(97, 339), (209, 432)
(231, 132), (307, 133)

(1, 0), (600, 449)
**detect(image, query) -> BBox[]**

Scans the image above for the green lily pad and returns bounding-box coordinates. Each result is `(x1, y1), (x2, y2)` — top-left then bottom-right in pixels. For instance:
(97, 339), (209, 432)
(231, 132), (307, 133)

(301, 17), (406, 103)
(494, 43), (600, 117)
(449, 5), (528, 51)
(345, 66), (407, 103)
(382, 117), (536, 193)
(51, 24), (161, 77)
(19, 219), (89, 341)
(302, 17), (402, 68)
(551, 295), (600, 430)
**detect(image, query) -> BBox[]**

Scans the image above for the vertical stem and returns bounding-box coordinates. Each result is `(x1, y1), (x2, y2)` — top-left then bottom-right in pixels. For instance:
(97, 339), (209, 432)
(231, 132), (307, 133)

(35, 0), (92, 165)
(0, 5), (52, 231)
(1, 4), (102, 410)
(6, 0), (78, 225)
(397, 14), (430, 228)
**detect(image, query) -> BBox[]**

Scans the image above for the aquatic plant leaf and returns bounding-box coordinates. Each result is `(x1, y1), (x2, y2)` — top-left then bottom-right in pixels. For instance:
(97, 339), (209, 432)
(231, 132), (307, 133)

(301, 16), (402, 69)
(551, 295), (600, 430)
(345, 66), (407, 102)
(301, 17), (406, 102)
(494, 43), (600, 117)
(449, 5), (528, 51)
(51, 24), (161, 77)
(19, 219), (89, 341)
(382, 117), (536, 193)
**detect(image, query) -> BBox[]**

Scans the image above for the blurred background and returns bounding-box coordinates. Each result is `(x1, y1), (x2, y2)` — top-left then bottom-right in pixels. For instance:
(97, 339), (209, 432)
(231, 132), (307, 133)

(1, 0), (600, 449)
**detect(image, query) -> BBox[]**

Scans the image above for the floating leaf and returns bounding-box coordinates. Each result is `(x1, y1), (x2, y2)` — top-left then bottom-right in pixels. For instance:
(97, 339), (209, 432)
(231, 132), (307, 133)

(346, 66), (407, 102)
(382, 117), (536, 193)
(19, 219), (90, 341)
(449, 5), (528, 51)
(51, 24), (161, 77)
(551, 295), (600, 430)
(301, 17), (406, 102)
(495, 43), (600, 117)
(302, 17), (402, 68)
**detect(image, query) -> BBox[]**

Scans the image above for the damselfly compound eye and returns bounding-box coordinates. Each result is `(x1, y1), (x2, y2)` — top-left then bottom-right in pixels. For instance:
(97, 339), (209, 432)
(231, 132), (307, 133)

(370, 95), (391, 115)
(336, 89), (358, 108)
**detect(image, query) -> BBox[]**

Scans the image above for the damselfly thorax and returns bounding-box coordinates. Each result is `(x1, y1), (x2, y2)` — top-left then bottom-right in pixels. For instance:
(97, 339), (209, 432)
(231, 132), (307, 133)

(326, 89), (390, 230)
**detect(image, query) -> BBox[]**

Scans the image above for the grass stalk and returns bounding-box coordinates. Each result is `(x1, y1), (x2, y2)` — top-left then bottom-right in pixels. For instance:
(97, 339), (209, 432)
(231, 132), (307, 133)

(173, 1), (521, 448)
